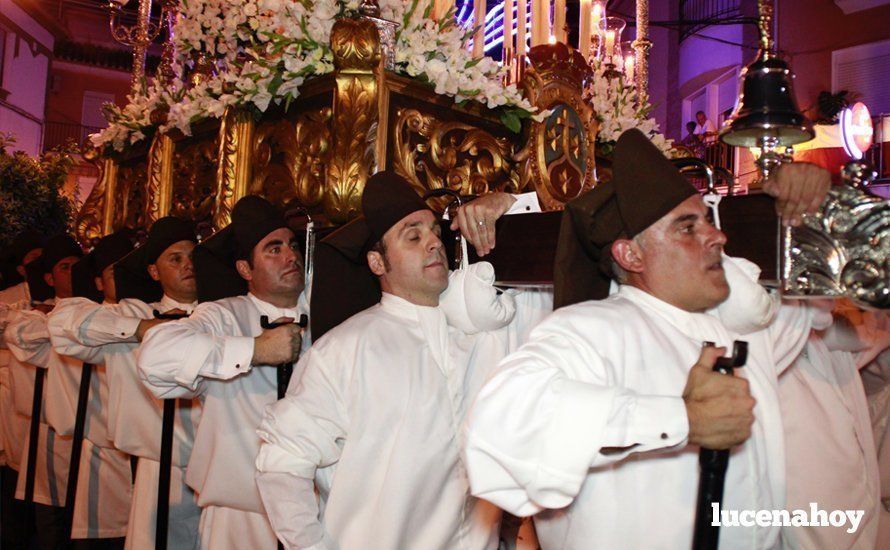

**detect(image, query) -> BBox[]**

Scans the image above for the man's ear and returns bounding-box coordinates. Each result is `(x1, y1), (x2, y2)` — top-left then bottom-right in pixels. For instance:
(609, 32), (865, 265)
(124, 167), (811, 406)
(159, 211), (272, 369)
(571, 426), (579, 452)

(44, 272), (55, 288)
(95, 276), (104, 292)
(235, 259), (252, 281)
(147, 264), (160, 282)
(16, 265), (26, 278)
(611, 238), (644, 275)
(367, 251), (386, 277)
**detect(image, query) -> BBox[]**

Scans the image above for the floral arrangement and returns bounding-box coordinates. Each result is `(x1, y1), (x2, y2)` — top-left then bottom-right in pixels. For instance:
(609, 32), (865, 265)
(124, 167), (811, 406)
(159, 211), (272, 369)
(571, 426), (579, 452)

(583, 60), (674, 157)
(92, 0), (538, 152)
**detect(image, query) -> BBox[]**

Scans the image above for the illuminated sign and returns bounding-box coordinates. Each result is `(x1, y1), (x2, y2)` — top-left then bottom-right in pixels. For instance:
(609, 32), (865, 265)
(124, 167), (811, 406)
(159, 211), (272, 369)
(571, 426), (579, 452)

(841, 102), (873, 159)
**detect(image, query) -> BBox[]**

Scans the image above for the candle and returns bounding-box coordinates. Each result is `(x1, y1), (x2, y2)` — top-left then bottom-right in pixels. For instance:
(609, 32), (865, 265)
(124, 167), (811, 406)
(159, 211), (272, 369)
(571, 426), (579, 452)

(517, 0), (527, 55)
(543, 0), (552, 45)
(591, 1), (604, 33)
(554, 0), (566, 43)
(604, 29), (615, 61)
(434, 0), (454, 19)
(624, 55), (635, 81)
(579, 0), (591, 60)
(531, 0), (551, 46)
(473, 0), (486, 57)
(504, 0), (514, 53)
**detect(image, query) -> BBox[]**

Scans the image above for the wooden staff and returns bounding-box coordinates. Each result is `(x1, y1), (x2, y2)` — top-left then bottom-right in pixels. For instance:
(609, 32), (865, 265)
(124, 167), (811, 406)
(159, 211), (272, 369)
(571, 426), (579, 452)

(153, 309), (190, 550)
(64, 362), (94, 538)
(24, 367), (46, 503)
(259, 313), (308, 549)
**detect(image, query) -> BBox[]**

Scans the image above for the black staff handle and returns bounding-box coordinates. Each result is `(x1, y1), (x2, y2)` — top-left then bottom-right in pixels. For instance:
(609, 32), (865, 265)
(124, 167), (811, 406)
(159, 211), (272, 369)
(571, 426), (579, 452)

(259, 314), (308, 400)
(153, 309), (189, 550)
(692, 340), (749, 550)
(24, 366), (46, 503)
(64, 362), (94, 538)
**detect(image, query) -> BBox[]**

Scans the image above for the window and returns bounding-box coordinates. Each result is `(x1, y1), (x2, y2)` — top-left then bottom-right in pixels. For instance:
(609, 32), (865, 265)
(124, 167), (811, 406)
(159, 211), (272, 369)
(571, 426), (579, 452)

(833, 38), (890, 115)
(0, 27), (7, 91)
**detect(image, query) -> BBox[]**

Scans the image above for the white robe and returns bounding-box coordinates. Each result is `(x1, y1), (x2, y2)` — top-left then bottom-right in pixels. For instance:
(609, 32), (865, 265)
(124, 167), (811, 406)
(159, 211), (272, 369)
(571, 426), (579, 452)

(464, 285), (812, 550)
(0, 281), (31, 468)
(5, 306), (131, 538)
(779, 314), (888, 549)
(137, 292), (310, 550)
(254, 286), (552, 550)
(47, 295), (202, 549)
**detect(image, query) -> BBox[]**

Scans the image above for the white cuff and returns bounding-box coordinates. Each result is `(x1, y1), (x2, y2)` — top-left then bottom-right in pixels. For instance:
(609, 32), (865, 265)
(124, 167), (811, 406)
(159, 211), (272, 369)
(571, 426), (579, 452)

(204, 335), (255, 379)
(505, 192), (541, 215)
(627, 395), (689, 448)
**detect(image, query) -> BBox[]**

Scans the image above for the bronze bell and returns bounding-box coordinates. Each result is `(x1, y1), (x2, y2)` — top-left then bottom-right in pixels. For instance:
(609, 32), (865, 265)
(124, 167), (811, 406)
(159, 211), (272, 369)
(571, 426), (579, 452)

(720, 51), (814, 148)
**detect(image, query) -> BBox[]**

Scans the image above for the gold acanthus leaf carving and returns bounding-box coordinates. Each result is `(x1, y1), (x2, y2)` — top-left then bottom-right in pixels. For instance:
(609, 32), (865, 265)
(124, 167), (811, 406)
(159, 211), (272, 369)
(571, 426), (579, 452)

(170, 136), (220, 225)
(114, 161), (149, 231)
(330, 18), (381, 72)
(251, 108), (331, 209)
(327, 74), (378, 223)
(75, 149), (109, 244)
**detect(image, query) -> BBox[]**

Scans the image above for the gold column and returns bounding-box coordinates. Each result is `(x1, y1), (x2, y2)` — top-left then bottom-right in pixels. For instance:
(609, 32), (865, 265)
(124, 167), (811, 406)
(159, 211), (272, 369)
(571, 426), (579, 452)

(101, 158), (119, 236)
(633, 0), (651, 106)
(146, 134), (175, 223)
(74, 149), (112, 242)
(326, 17), (382, 224)
(213, 107), (256, 228)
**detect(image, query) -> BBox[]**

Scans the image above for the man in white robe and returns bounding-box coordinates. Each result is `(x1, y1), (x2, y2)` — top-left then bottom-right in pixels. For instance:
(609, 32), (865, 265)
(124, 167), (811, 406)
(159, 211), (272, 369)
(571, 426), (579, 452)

(47, 222), (204, 550)
(464, 129), (831, 550)
(137, 196), (307, 549)
(0, 231), (42, 549)
(780, 303), (889, 549)
(5, 234), (133, 548)
(253, 171), (544, 550)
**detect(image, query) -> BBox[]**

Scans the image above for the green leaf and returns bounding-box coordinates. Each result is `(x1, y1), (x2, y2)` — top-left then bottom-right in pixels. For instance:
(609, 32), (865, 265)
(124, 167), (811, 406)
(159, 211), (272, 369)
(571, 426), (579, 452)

(501, 111), (522, 133)
(421, 0), (433, 21)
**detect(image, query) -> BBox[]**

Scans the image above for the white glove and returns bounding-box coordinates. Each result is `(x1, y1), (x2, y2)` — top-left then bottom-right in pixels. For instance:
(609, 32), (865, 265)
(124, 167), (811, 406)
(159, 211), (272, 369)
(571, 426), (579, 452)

(714, 255), (779, 334)
(439, 262), (516, 334)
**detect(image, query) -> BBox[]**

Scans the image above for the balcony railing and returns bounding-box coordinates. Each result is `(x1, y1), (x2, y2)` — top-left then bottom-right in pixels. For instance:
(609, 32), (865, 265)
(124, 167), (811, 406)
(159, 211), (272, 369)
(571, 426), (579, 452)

(43, 121), (103, 152)
(679, 0), (742, 41)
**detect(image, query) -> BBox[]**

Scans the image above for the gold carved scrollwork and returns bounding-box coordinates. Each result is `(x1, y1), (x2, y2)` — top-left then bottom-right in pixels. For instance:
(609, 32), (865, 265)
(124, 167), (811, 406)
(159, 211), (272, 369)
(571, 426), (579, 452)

(213, 107), (255, 229)
(326, 17), (381, 224)
(113, 159), (149, 231)
(75, 149), (111, 243)
(517, 43), (598, 211)
(170, 135), (221, 225)
(147, 134), (174, 224)
(251, 108), (332, 209)
(392, 108), (519, 205)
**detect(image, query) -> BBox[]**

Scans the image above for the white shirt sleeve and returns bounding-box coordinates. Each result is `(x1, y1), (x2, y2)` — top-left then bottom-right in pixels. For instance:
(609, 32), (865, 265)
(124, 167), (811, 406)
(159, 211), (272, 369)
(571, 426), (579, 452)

(137, 302), (255, 399)
(768, 300), (815, 375)
(47, 297), (138, 364)
(4, 309), (52, 367)
(256, 472), (337, 550)
(256, 346), (346, 479)
(464, 316), (688, 517)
